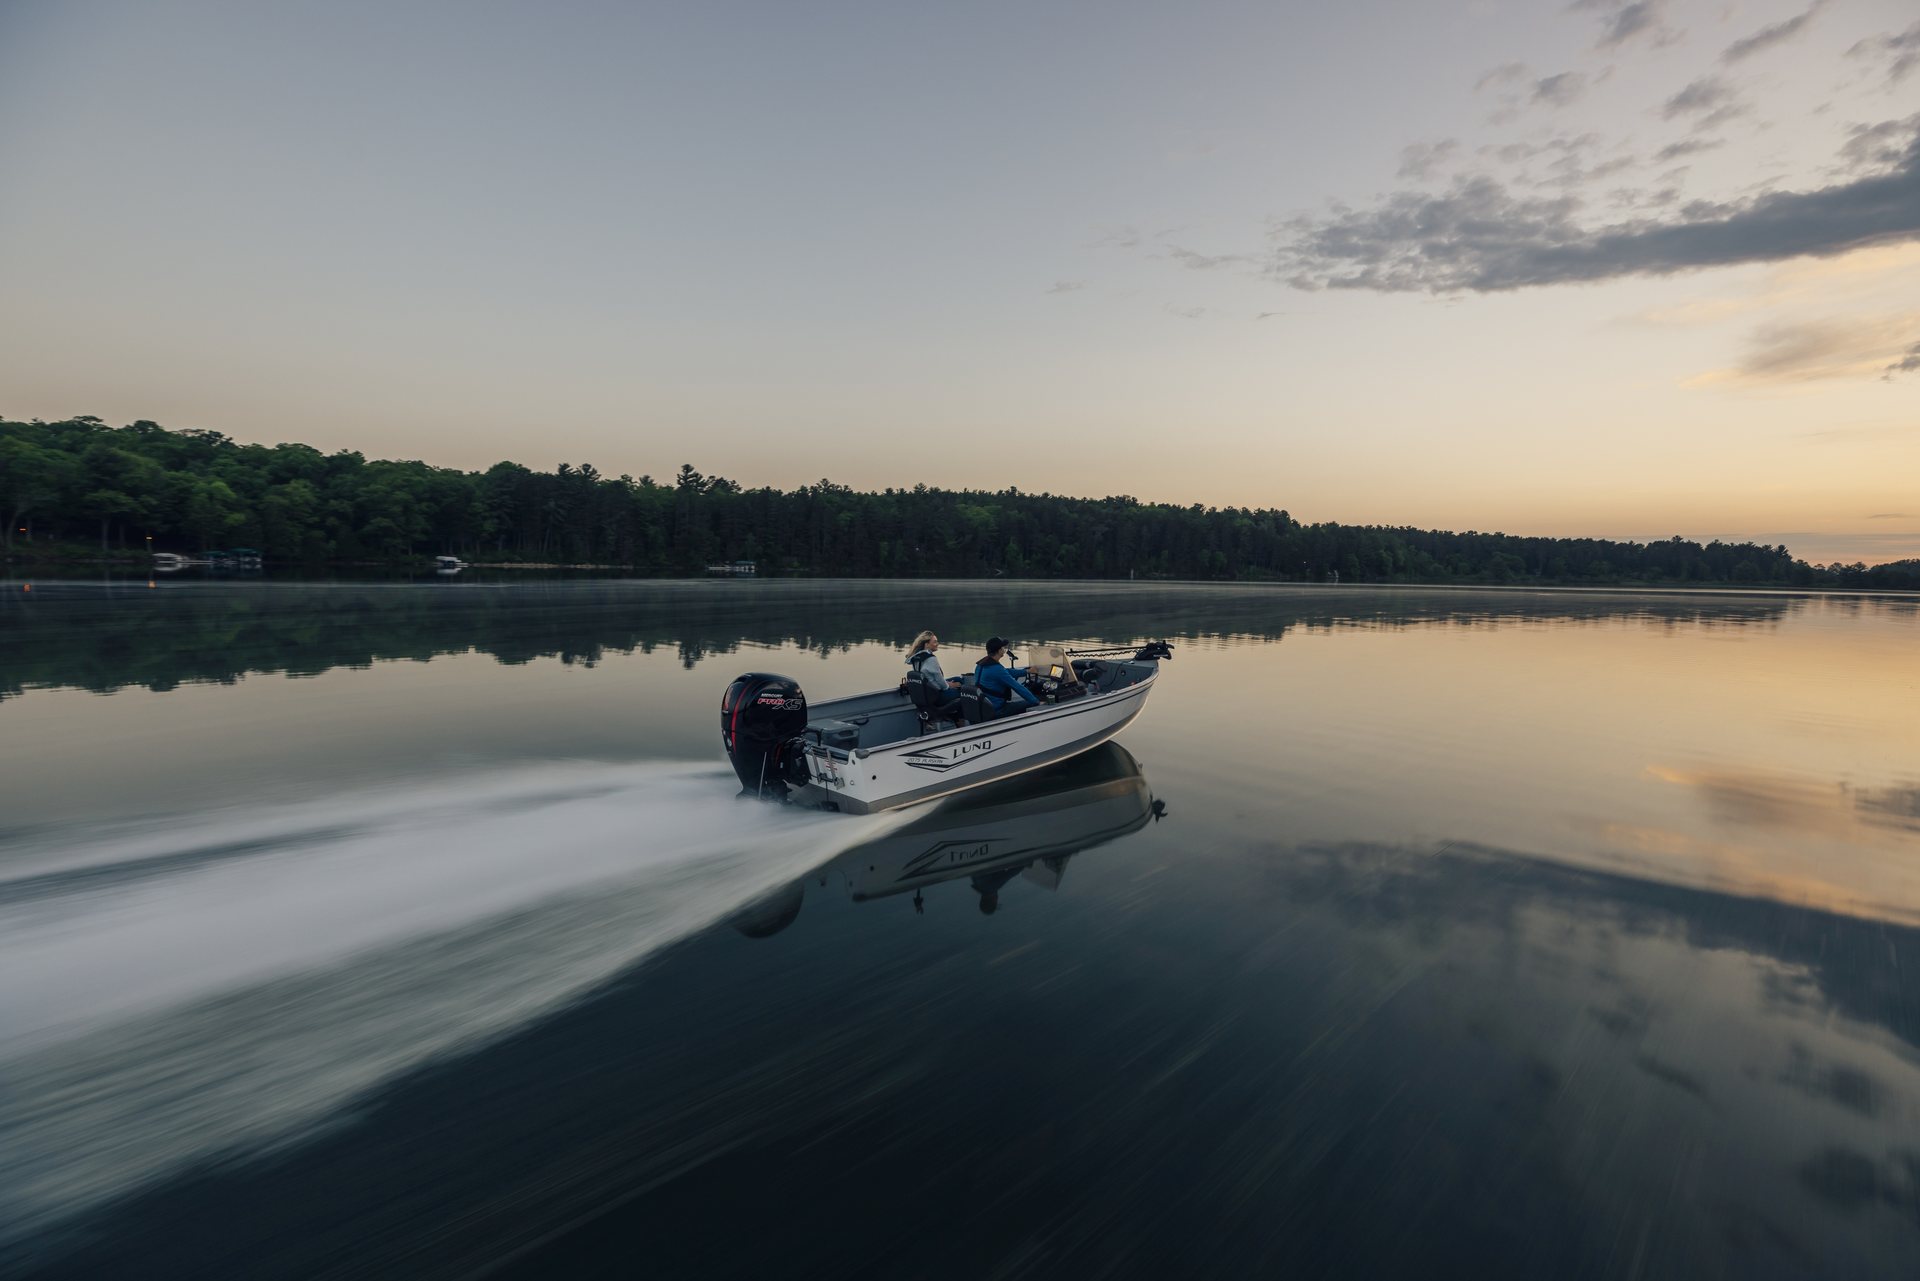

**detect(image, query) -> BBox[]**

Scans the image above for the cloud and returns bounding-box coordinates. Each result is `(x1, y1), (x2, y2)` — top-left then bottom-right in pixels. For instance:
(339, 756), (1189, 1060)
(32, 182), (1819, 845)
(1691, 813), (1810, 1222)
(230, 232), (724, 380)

(1886, 340), (1920, 378)
(1848, 21), (1920, 87)
(1722, 1), (1827, 63)
(1164, 245), (1257, 270)
(1533, 72), (1589, 107)
(1737, 319), (1880, 381)
(1653, 137), (1725, 163)
(1661, 75), (1747, 128)
(1044, 280), (1086, 294)
(1474, 62), (1530, 92)
(1397, 139), (1460, 181)
(1272, 117), (1920, 293)
(1867, 512), (1913, 520)
(1480, 67), (1596, 126)
(1801, 422), (1920, 443)
(1691, 313), (1920, 385)
(1842, 113), (1920, 170)
(1162, 304), (1206, 319)
(1476, 133), (1639, 192)
(1479, 133), (1602, 166)
(1573, 0), (1677, 50)
(1606, 184), (1684, 210)
(1535, 151), (1640, 190)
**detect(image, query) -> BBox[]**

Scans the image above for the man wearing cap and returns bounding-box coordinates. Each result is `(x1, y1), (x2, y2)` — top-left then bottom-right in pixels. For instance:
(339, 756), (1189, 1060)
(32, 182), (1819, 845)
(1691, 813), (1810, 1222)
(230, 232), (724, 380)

(973, 637), (1039, 713)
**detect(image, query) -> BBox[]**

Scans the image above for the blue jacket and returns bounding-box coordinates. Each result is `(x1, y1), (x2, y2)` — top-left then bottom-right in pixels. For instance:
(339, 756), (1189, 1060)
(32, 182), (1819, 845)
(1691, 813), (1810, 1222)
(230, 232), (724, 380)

(974, 658), (1037, 709)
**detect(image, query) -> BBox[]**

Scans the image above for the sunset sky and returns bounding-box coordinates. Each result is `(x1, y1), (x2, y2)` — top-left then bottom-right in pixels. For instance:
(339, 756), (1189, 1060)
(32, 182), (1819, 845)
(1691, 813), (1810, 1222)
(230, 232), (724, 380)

(1, 0), (1915, 563)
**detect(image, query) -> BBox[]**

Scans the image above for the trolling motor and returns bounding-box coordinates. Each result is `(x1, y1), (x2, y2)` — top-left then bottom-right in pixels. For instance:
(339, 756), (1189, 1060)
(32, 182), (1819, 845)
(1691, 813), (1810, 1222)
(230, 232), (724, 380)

(1049, 639), (1173, 692)
(1062, 639), (1175, 662)
(720, 672), (810, 799)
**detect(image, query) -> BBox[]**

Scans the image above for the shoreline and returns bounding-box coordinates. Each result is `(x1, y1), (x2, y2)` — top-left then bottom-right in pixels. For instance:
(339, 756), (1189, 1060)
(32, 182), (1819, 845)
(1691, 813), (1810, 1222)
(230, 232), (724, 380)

(4, 565), (1916, 598)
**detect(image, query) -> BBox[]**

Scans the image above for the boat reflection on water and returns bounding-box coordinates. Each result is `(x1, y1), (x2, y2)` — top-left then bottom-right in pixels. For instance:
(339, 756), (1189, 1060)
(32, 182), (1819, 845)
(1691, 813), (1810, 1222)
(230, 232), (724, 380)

(733, 742), (1163, 936)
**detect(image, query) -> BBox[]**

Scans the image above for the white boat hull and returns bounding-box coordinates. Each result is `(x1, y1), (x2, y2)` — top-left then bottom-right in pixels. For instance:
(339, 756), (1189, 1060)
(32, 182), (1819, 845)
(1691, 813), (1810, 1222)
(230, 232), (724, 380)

(793, 670), (1158, 814)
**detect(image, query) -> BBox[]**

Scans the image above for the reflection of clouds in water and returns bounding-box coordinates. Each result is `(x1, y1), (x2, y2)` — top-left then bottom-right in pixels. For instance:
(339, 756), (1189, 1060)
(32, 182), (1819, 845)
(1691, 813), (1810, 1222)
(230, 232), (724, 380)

(1587, 995), (1652, 1040)
(1862, 786), (1920, 828)
(1569, 816), (1920, 926)
(1258, 839), (1920, 1262)
(1268, 839), (1920, 1047)
(1635, 1054), (1712, 1101)
(1797, 1148), (1920, 1223)
(1553, 759), (1920, 927)
(1649, 765), (1920, 839)
(1779, 1043), (1886, 1120)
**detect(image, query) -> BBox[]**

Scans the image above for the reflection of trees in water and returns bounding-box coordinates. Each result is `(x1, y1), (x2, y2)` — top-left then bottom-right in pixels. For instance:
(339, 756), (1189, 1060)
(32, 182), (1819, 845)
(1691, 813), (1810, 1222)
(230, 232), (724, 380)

(0, 580), (1806, 700)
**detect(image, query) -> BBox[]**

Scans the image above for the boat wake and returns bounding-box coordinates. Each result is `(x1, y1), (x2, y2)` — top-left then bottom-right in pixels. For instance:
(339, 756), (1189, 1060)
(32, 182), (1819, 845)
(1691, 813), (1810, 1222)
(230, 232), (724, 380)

(0, 762), (898, 1247)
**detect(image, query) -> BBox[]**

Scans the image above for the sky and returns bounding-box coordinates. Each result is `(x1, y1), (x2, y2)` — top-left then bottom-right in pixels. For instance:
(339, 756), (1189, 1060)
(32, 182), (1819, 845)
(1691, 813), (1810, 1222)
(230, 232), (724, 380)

(0, 0), (1915, 564)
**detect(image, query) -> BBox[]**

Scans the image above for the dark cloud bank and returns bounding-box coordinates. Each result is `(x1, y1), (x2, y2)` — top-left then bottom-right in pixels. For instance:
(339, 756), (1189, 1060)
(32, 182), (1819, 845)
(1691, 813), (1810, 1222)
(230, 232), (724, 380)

(1272, 117), (1920, 294)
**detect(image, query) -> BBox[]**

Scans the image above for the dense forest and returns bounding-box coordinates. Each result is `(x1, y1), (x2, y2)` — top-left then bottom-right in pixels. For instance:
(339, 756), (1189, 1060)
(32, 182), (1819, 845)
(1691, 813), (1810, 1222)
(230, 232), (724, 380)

(4, 415), (1916, 588)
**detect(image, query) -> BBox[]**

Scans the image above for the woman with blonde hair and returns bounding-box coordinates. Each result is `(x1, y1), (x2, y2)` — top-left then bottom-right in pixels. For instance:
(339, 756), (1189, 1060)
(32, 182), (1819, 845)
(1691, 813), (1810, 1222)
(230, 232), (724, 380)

(905, 629), (964, 718)
(906, 630), (955, 687)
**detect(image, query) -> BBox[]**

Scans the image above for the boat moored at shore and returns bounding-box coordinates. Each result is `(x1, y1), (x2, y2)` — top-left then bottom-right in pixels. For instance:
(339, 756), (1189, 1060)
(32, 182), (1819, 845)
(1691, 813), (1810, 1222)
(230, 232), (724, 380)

(149, 549), (261, 570)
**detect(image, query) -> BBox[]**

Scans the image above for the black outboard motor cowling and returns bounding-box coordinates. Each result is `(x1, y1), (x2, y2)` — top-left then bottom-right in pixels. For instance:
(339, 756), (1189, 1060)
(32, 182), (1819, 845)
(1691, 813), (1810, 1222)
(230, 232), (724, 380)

(721, 672), (809, 797)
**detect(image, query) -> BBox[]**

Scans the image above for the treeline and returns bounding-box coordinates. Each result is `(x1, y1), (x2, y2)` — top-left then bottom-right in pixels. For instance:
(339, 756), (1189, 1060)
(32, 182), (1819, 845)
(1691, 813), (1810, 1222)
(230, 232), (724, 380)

(4, 415), (1916, 588)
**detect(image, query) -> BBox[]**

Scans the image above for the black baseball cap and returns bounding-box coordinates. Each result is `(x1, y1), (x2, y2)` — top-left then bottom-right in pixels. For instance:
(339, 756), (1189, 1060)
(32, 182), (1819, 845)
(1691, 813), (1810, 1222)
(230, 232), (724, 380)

(986, 636), (1017, 658)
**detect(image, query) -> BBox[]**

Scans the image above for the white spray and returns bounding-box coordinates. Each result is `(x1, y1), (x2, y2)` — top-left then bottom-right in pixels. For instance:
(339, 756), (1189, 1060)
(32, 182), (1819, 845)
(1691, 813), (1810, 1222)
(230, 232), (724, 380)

(0, 762), (903, 1243)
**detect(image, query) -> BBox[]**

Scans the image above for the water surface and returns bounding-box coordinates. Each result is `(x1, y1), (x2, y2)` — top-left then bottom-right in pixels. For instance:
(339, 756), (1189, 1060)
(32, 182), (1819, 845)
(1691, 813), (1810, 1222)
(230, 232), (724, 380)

(2, 579), (1917, 1278)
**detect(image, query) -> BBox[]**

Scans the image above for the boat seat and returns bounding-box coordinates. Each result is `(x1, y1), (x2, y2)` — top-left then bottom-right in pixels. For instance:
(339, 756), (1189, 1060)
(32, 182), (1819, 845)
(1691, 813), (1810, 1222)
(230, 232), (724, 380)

(900, 673), (968, 734)
(957, 689), (994, 723)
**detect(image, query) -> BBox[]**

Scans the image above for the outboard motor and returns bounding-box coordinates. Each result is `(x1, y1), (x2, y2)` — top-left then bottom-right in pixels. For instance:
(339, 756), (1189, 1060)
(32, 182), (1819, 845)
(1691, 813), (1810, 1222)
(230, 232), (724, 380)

(721, 672), (809, 798)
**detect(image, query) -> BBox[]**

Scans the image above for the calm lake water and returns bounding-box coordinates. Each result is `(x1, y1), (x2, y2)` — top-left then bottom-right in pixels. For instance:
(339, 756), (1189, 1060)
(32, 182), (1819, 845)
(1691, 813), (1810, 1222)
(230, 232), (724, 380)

(2, 577), (1918, 1278)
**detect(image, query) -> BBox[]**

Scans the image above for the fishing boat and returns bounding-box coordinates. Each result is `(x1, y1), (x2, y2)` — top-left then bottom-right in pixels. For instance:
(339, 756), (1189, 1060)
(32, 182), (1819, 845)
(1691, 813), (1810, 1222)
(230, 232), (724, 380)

(731, 741), (1164, 935)
(719, 640), (1171, 814)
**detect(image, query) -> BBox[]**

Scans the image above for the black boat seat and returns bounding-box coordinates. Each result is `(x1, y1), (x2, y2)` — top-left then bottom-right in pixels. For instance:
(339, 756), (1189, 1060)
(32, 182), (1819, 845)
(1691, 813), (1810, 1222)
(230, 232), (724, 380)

(900, 672), (968, 733)
(958, 689), (994, 723)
